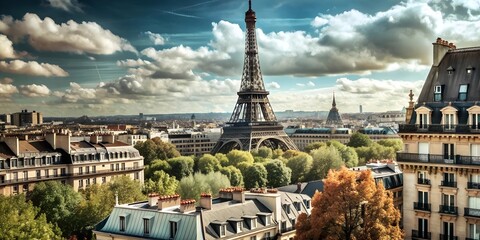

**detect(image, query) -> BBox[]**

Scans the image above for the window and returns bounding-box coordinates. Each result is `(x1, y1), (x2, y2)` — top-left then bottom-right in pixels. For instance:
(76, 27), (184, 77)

(53, 169), (58, 177)
(102, 177), (106, 184)
(459, 84), (468, 101)
(434, 85), (443, 101)
(237, 222), (242, 233)
(284, 204), (291, 214)
(170, 221), (178, 239)
(251, 218), (257, 229)
(121, 163), (125, 170)
(442, 193), (455, 213)
(219, 224), (226, 237)
(13, 172), (18, 181)
(444, 113), (455, 130)
(469, 197), (480, 210)
(78, 179), (83, 188)
(418, 171), (428, 184)
(265, 216), (271, 225)
(12, 185), (18, 194)
(86, 178), (90, 186)
(92, 178), (96, 184)
(110, 164), (114, 171)
(85, 166), (89, 174)
(418, 218), (428, 238)
(78, 167), (83, 175)
(119, 216), (126, 232)
(419, 113), (429, 129)
(443, 222), (454, 238)
(143, 218), (150, 235)
(22, 184), (28, 192)
(61, 168), (66, 176)
(250, 237), (257, 240)
(134, 172), (139, 180)
(44, 169), (49, 178)
(36, 170), (41, 179)
(116, 164), (119, 171)
(23, 171), (28, 180)
(443, 143), (455, 161)
(447, 66), (454, 75)
(92, 166), (96, 173)
(469, 223), (480, 240)
(264, 232), (271, 239)
(443, 173), (455, 184)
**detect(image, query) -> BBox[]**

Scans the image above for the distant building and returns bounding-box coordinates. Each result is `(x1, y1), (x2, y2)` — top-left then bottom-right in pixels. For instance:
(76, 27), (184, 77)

(94, 188), (311, 240)
(116, 134), (148, 146)
(11, 110), (42, 127)
(0, 132), (144, 195)
(325, 92), (343, 126)
(168, 128), (221, 156)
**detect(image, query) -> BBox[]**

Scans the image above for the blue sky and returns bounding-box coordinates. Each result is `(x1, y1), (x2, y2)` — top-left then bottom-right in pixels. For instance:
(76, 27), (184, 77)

(0, 0), (479, 117)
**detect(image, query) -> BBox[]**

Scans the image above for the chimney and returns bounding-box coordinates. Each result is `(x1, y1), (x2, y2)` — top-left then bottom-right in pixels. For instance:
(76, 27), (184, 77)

(296, 182), (302, 193)
(180, 199), (196, 213)
(45, 133), (56, 150)
(4, 136), (19, 156)
(103, 134), (115, 144)
(157, 194), (181, 210)
(232, 188), (245, 203)
(90, 134), (100, 144)
(200, 193), (212, 210)
(433, 37), (455, 67)
(148, 193), (159, 207)
(219, 188), (234, 200)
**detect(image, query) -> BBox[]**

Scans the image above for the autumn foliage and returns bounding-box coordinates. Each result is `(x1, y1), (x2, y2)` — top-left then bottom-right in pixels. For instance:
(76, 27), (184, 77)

(295, 167), (403, 240)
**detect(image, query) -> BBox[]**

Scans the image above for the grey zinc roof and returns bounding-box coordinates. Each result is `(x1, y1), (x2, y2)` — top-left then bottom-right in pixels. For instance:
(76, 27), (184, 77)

(99, 202), (203, 240)
(412, 47), (480, 125)
(279, 192), (311, 230)
(201, 199), (274, 240)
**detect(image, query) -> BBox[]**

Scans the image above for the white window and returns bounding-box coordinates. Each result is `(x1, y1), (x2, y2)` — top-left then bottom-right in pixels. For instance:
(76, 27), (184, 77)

(237, 222), (242, 233)
(444, 113), (455, 130)
(442, 193), (455, 207)
(220, 225), (226, 237)
(469, 223), (480, 240)
(251, 218), (257, 229)
(419, 113), (429, 129)
(419, 143), (429, 161)
(473, 114), (480, 129)
(434, 85), (443, 101)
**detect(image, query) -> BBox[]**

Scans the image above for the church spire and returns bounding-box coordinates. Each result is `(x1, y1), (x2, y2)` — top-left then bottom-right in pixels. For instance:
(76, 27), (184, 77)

(332, 91), (337, 108)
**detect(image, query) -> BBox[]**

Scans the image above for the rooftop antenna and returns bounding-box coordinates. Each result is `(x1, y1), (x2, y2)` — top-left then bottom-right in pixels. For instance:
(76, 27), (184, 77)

(249, 0), (252, 10)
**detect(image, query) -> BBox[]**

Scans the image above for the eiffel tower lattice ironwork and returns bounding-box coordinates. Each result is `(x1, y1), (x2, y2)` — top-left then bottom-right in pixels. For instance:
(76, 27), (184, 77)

(211, 0), (298, 154)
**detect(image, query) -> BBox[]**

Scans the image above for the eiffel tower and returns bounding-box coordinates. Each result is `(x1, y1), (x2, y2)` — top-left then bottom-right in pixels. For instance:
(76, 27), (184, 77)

(211, 0), (298, 154)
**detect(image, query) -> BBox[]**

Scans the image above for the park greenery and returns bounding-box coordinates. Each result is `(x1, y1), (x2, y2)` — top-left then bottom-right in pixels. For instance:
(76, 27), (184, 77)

(0, 134), (402, 239)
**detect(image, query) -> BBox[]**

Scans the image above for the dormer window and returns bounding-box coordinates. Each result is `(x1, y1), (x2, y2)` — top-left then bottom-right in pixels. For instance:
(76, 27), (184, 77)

(294, 201), (301, 211)
(220, 225), (226, 237)
(119, 216), (126, 232)
(459, 84), (468, 101)
(467, 66), (474, 74)
(284, 204), (291, 214)
(237, 222), (242, 233)
(447, 66), (454, 75)
(434, 85), (443, 102)
(251, 218), (257, 229)
(170, 221), (178, 239)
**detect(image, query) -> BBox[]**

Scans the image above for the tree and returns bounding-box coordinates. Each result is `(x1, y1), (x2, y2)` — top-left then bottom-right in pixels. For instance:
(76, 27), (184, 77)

(282, 149), (303, 159)
(328, 140), (359, 167)
(220, 166), (244, 186)
(348, 132), (373, 148)
(144, 170), (179, 195)
(307, 145), (343, 181)
(108, 175), (146, 204)
(177, 172), (230, 200)
(243, 163), (268, 189)
(215, 153), (230, 167)
(272, 148), (284, 159)
(264, 159), (292, 187)
(29, 181), (83, 238)
(198, 154), (222, 174)
(355, 143), (396, 164)
(134, 138), (180, 165)
(286, 153), (313, 183)
(145, 159), (171, 180)
(167, 156), (194, 180)
(377, 139), (403, 152)
(0, 194), (61, 239)
(226, 150), (254, 166)
(295, 167), (403, 240)
(253, 146), (273, 159)
(304, 142), (326, 153)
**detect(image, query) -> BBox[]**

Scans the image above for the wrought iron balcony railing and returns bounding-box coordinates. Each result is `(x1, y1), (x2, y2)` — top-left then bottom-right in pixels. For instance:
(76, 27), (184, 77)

(414, 202), (431, 211)
(399, 124), (480, 134)
(440, 181), (457, 188)
(397, 152), (480, 166)
(418, 178), (431, 185)
(439, 205), (458, 215)
(468, 182), (480, 190)
(412, 230), (431, 239)
(465, 208), (480, 218)
(439, 234), (458, 240)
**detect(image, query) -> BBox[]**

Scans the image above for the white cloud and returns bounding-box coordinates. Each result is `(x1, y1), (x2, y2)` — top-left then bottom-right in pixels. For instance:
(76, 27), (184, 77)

(145, 31), (165, 45)
(0, 13), (136, 55)
(0, 34), (17, 59)
(0, 82), (18, 97)
(307, 81), (315, 87)
(19, 84), (51, 97)
(451, 0), (480, 11)
(0, 60), (68, 77)
(47, 0), (82, 12)
(266, 82), (280, 89)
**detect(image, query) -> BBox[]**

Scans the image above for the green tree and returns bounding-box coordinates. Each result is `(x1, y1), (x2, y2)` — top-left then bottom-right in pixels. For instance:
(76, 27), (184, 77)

(227, 150), (254, 166)
(295, 168), (403, 240)
(145, 159), (171, 180)
(254, 146), (273, 159)
(304, 142), (327, 153)
(134, 138), (180, 165)
(215, 153), (230, 167)
(307, 145), (344, 180)
(282, 149), (303, 159)
(243, 163), (268, 189)
(377, 139), (403, 152)
(108, 175), (146, 204)
(356, 143), (396, 164)
(286, 153), (313, 183)
(348, 132), (373, 148)
(198, 154), (222, 174)
(220, 166), (244, 186)
(272, 148), (284, 159)
(144, 170), (179, 195)
(29, 181), (83, 238)
(177, 172), (230, 200)
(264, 159), (292, 187)
(0, 194), (61, 239)
(167, 156), (194, 180)
(328, 140), (359, 167)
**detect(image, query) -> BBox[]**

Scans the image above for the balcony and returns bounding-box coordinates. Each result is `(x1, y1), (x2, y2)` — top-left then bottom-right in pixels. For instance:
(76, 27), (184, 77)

(418, 178), (431, 185)
(412, 230), (431, 239)
(440, 181), (457, 188)
(468, 182), (480, 190)
(399, 124), (479, 134)
(465, 208), (480, 218)
(397, 152), (480, 167)
(414, 202), (431, 212)
(439, 234), (458, 240)
(439, 205), (458, 215)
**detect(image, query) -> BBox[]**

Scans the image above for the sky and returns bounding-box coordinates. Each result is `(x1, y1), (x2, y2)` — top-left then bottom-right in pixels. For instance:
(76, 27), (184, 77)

(0, 0), (480, 117)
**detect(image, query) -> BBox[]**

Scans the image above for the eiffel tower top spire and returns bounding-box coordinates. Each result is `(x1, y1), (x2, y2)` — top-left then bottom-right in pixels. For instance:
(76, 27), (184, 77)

(332, 91), (337, 108)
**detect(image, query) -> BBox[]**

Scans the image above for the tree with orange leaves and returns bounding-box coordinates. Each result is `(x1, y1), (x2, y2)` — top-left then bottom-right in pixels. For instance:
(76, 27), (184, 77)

(295, 167), (403, 240)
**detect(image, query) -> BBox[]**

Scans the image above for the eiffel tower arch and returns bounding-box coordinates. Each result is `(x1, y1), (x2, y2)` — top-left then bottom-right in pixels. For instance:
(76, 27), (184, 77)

(211, 0), (298, 154)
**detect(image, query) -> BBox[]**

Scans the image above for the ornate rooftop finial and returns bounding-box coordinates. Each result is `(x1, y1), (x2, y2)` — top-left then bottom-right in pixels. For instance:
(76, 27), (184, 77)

(409, 89), (414, 102)
(332, 91), (337, 108)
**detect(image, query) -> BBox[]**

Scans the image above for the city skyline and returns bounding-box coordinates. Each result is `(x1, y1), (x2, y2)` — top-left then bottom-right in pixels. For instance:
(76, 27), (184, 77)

(0, 0), (479, 117)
